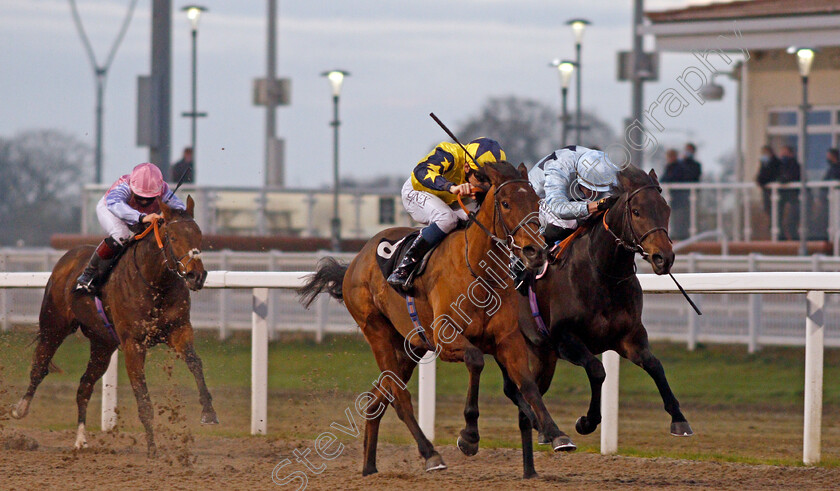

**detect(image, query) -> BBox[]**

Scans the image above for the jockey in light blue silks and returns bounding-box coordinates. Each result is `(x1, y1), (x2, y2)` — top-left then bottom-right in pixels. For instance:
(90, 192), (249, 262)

(528, 145), (621, 245)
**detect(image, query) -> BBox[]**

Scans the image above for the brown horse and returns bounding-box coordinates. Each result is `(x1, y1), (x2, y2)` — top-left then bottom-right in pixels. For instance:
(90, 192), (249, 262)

(299, 161), (577, 477)
(503, 165), (693, 477)
(11, 196), (214, 456)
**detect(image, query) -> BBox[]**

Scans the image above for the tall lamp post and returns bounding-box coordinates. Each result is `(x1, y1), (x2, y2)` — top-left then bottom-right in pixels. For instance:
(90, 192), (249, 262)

(322, 70), (350, 252)
(550, 59), (576, 145)
(791, 47), (815, 255)
(181, 5), (208, 172)
(566, 18), (590, 143)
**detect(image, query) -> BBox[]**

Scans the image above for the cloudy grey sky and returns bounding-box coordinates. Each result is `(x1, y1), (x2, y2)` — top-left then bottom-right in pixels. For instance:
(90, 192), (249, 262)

(2, 0), (740, 188)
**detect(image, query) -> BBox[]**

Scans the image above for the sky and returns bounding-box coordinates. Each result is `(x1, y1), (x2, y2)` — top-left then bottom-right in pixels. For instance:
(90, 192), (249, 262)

(2, 0), (741, 189)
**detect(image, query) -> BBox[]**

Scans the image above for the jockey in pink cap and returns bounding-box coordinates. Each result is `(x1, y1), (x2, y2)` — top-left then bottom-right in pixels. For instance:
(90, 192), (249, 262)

(75, 163), (186, 292)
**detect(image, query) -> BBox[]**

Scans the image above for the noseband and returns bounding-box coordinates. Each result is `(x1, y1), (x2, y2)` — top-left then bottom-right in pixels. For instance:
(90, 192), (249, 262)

(602, 184), (670, 260)
(160, 220), (203, 280)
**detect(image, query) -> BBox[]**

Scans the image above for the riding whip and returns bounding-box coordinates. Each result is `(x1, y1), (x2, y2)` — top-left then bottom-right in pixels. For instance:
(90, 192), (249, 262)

(172, 163), (192, 194)
(429, 113), (480, 167)
(669, 273), (702, 316)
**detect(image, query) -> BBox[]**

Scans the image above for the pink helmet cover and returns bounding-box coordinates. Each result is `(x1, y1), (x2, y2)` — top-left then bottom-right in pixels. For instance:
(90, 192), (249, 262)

(129, 163), (164, 197)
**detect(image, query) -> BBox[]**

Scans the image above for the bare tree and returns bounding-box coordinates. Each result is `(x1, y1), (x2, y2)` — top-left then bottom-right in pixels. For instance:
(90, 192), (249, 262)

(0, 129), (92, 245)
(453, 95), (618, 167)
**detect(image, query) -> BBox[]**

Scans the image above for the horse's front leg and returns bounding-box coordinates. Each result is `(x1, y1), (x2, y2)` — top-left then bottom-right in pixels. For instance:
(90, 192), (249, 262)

(620, 326), (693, 437)
(123, 339), (156, 456)
(167, 323), (219, 424)
(438, 333), (484, 457)
(494, 329), (575, 453)
(554, 329), (606, 435)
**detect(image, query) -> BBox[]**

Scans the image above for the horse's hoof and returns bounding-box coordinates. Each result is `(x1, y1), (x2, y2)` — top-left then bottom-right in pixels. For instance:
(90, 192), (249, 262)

(552, 435), (577, 452)
(361, 466), (378, 476)
(424, 453), (447, 472)
(456, 435), (479, 456)
(147, 444), (158, 458)
(524, 469), (539, 479)
(11, 400), (29, 419)
(670, 421), (694, 437)
(575, 416), (599, 435)
(537, 432), (551, 445)
(201, 411), (219, 425)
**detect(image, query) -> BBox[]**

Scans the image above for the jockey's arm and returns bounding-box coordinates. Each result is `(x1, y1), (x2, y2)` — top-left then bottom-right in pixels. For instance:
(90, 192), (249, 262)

(412, 145), (458, 193)
(542, 160), (590, 221)
(160, 183), (186, 210)
(105, 184), (144, 225)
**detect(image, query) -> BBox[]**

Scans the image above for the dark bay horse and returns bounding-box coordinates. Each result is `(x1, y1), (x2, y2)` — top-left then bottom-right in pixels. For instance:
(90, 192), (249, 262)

(298, 162), (576, 477)
(11, 196), (214, 456)
(509, 165), (693, 477)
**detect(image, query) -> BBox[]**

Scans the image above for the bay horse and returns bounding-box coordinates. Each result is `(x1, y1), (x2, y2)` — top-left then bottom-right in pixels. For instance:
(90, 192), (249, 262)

(11, 196), (214, 456)
(298, 161), (577, 477)
(506, 165), (693, 477)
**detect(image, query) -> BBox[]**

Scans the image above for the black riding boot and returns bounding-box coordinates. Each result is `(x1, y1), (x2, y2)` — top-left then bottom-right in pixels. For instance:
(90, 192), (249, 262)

(75, 238), (123, 293)
(387, 234), (435, 289)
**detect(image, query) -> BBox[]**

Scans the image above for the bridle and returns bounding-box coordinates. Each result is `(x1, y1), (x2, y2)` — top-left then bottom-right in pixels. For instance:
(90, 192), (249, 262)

(602, 183), (670, 260)
(132, 218), (203, 286)
(457, 178), (543, 281)
(160, 220), (203, 279)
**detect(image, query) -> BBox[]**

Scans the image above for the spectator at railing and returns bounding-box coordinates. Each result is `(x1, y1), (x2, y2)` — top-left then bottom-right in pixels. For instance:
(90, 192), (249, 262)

(756, 145), (782, 217)
(777, 145), (801, 240)
(661, 143), (702, 240)
(814, 148), (840, 240)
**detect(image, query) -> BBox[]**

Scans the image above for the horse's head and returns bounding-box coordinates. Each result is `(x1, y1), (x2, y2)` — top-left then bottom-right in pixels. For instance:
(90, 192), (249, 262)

(475, 161), (546, 272)
(610, 167), (673, 275)
(159, 195), (207, 290)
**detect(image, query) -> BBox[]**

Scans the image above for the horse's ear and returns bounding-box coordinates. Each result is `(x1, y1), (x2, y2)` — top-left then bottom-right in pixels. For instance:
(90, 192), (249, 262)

(648, 168), (660, 185)
(482, 164), (504, 186)
(158, 197), (172, 218)
(517, 162), (528, 179)
(186, 195), (195, 217)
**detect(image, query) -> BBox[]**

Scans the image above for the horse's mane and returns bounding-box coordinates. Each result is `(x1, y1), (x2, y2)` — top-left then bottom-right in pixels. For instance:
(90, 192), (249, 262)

(610, 164), (655, 196)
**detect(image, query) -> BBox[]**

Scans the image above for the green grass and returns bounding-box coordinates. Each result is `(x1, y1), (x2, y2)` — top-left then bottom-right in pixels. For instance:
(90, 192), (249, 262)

(2, 329), (840, 467)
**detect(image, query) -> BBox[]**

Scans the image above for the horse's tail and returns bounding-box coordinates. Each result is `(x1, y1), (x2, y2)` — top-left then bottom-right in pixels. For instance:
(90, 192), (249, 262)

(297, 257), (348, 308)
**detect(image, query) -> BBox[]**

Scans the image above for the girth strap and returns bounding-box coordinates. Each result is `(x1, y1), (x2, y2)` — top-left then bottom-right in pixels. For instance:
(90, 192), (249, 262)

(528, 286), (550, 337)
(406, 295), (434, 350)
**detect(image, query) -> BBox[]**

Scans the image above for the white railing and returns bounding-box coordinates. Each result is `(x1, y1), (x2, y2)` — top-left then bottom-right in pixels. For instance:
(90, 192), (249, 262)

(0, 271), (835, 464)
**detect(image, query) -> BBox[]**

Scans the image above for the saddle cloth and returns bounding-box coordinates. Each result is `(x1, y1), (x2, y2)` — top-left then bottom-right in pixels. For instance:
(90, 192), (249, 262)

(375, 230), (439, 295)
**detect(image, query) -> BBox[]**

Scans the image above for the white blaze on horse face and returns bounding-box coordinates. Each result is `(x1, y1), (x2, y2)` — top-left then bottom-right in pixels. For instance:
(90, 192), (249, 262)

(74, 423), (88, 449)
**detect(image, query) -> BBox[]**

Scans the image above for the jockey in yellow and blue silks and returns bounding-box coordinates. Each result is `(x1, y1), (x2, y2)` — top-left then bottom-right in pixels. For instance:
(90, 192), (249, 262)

(387, 137), (506, 288)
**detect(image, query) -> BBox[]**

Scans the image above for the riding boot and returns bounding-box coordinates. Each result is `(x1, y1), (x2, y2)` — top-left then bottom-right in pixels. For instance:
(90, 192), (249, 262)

(387, 234), (436, 289)
(75, 238), (123, 293)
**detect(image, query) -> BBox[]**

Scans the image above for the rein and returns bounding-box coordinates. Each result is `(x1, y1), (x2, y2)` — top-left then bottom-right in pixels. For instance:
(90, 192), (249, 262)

(598, 183), (702, 315)
(455, 179), (541, 283)
(132, 218), (202, 286)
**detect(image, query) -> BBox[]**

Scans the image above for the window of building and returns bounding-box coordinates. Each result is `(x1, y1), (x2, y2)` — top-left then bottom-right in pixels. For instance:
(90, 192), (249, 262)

(767, 106), (840, 180)
(379, 197), (395, 224)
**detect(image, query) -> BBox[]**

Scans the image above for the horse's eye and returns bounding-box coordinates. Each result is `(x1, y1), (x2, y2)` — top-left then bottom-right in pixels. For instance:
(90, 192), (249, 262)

(632, 209), (641, 217)
(501, 201), (510, 209)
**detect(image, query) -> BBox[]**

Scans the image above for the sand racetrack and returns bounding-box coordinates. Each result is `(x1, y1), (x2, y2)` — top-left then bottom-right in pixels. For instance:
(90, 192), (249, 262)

(3, 428), (840, 490)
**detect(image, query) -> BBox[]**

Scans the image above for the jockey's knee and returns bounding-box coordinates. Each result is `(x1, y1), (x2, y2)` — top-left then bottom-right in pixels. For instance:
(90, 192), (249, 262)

(430, 213), (459, 234)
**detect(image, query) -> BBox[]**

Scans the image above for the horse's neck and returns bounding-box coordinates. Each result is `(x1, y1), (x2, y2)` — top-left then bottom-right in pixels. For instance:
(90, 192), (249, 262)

(132, 234), (173, 289)
(577, 209), (636, 280)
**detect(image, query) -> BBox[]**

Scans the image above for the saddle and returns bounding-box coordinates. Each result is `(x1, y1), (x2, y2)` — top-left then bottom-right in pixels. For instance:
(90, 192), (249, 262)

(375, 230), (439, 296)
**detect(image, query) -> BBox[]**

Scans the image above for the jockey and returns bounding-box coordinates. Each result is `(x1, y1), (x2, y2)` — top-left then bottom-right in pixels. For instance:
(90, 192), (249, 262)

(75, 163), (186, 293)
(529, 145), (620, 245)
(387, 137), (506, 288)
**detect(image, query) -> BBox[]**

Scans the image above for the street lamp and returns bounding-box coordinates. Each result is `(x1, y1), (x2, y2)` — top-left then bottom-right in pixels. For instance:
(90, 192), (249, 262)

(789, 46), (815, 255)
(322, 69), (350, 252)
(566, 18), (590, 143)
(550, 59), (576, 145)
(181, 5), (208, 177)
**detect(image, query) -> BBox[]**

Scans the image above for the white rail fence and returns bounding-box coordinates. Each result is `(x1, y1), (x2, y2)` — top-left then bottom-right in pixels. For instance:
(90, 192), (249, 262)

(5, 249), (840, 351)
(0, 271), (836, 464)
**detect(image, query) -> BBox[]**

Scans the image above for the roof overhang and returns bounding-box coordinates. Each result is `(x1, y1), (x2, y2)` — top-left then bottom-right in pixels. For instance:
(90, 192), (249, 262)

(640, 15), (840, 52)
